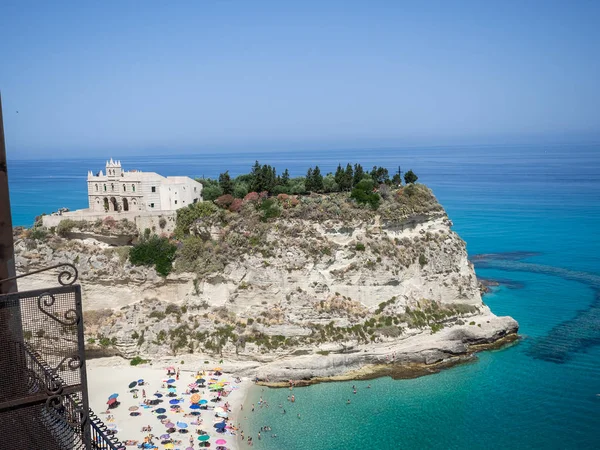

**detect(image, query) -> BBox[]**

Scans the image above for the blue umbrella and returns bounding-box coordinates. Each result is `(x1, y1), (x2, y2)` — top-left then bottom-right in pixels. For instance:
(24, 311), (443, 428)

(155, 408), (166, 414)
(199, 400), (208, 405)
(167, 378), (176, 383)
(154, 393), (163, 398)
(169, 399), (179, 404)
(108, 393), (119, 400)
(214, 422), (226, 429)
(189, 404), (200, 410)
(177, 422), (188, 428)
(168, 388), (177, 393)
(157, 414), (167, 420)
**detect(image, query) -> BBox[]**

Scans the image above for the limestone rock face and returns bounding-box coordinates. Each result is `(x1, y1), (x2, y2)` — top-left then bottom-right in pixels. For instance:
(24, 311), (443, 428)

(15, 190), (518, 381)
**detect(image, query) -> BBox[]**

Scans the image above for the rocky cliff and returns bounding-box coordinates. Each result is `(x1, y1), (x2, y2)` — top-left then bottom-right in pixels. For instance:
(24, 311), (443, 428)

(16, 184), (518, 381)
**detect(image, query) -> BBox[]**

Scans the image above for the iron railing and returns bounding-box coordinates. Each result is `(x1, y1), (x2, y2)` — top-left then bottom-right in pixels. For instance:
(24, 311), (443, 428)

(0, 264), (124, 450)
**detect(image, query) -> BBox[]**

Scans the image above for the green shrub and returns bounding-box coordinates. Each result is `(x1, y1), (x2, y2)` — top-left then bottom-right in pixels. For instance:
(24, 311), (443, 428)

(129, 235), (177, 276)
(355, 242), (366, 251)
(316, 350), (330, 356)
(419, 254), (428, 267)
(130, 356), (149, 366)
(350, 179), (381, 209)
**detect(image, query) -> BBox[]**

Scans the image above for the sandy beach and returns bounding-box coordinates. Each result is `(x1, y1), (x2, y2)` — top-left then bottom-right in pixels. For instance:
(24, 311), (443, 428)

(87, 357), (251, 450)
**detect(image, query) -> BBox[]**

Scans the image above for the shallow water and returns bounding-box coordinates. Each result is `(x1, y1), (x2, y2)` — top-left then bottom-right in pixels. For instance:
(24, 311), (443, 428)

(8, 143), (600, 449)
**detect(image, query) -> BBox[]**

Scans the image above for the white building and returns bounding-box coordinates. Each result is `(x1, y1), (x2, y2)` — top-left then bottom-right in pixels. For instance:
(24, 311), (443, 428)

(87, 159), (202, 213)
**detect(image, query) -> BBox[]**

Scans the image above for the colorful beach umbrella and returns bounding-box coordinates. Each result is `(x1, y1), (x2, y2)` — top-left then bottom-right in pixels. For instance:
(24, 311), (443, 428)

(165, 422), (175, 428)
(199, 399), (208, 405)
(157, 414), (167, 420)
(108, 393), (119, 399)
(191, 393), (201, 403)
(214, 422), (226, 429)
(164, 444), (174, 449)
(198, 435), (210, 441)
(177, 422), (188, 428)
(189, 404), (200, 410)
(128, 381), (137, 388)
(128, 406), (139, 411)
(155, 408), (166, 414)
(169, 399), (179, 404)
(107, 398), (117, 405)
(167, 378), (176, 383)
(160, 434), (170, 440)
(215, 439), (226, 445)
(216, 412), (228, 418)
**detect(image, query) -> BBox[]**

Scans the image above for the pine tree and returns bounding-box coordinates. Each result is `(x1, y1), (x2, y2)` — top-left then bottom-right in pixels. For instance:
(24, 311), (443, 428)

(250, 161), (262, 192)
(404, 169), (418, 184)
(342, 163), (354, 191)
(218, 171), (234, 195)
(305, 167), (314, 191)
(353, 163), (364, 186)
(312, 166), (324, 192)
(334, 164), (344, 187)
(281, 168), (290, 186)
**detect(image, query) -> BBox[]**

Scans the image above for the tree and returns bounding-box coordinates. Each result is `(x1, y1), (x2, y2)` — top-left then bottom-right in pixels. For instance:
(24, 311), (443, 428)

(334, 164), (344, 187)
(305, 168), (314, 191)
(404, 169), (418, 184)
(323, 174), (338, 193)
(391, 173), (402, 186)
(249, 161), (263, 193)
(350, 178), (380, 209)
(343, 163), (354, 190)
(370, 166), (390, 185)
(218, 171), (234, 195)
(281, 168), (290, 186)
(311, 166), (324, 192)
(353, 163), (364, 186)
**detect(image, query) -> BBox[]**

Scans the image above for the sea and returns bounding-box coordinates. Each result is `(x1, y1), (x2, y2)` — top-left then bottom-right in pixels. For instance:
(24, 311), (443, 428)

(8, 143), (600, 449)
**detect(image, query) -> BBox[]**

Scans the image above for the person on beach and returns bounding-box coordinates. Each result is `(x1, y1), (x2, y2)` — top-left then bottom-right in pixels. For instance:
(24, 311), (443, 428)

(291, 394), (295, 402)
(297, 413), (301, 419)
(251, 404), (255, 412)
(258, 432), (261, 440)
(347, 399), (351, 404)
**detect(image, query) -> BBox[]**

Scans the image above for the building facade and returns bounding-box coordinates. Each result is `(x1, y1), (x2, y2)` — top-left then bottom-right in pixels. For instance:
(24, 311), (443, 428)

(87, 159), (203, 213)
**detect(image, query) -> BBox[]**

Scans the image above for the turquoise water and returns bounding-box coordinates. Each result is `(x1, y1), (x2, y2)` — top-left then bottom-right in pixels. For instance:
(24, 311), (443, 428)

(8, 144), (600, 448)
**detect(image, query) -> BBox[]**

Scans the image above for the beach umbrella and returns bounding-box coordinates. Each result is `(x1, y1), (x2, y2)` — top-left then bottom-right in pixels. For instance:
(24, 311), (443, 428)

(165, 422), (175, 428)
(189, 404), (200, 410)
(213, 422), (226, 429)
(198, 435), (210, 441)
(128, 406), (139, 411)
(177, 422), (188, 428)
(167, 378), (176, 383)
(108, 393), (119, 400)
(215, 439), (226, 445)
(129, 412), (141, 416)
(164, 444), (174, 450)
(186, 447), (194, 450)
(196, 378), (206, 384)
(191, 394), (201, 403)
(190, 411), (201, 416)
(216, 412), (228, 418)
(157, 414), (167, 420)
(168, 387), (177, 392)
(138, 379), (144, 384)
(106, 398), (117, 405)
(160, 434), (170, 440)
(154, 393), (163, 398)
(199, 400), (208, 405)
(155, 408), (166, 414)
(130, 388), (139, 393)
(167, 427), (176, 434)
(128, 381), (137, 389)
(169, 399), (179, 405)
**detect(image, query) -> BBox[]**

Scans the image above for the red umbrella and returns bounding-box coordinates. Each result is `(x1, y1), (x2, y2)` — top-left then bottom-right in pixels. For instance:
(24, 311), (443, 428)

(107, 398), (117, 405)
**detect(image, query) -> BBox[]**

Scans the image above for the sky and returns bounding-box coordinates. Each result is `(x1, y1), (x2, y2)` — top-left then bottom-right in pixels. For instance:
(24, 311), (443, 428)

(1, 0), (599, 159)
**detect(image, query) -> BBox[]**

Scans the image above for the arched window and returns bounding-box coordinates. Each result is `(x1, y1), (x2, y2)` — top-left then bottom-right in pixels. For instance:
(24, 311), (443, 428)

(123, 184), (126, 192)
(132, 184), (135, 192)
(95, 184), (98, 191)
(111, 183), (114, 191)
(103, 184), (107, 192)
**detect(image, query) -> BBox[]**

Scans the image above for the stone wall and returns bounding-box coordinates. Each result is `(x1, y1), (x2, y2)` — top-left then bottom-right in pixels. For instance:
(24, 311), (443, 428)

(42, 210), (177, 234)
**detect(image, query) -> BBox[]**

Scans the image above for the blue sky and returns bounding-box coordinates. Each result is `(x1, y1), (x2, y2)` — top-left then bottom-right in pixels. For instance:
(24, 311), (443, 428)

(1, 0), (599, 158)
